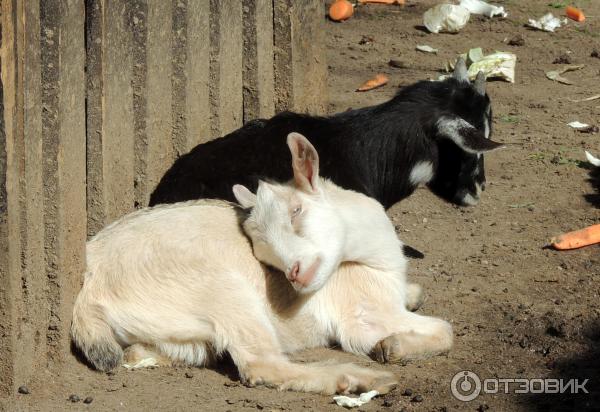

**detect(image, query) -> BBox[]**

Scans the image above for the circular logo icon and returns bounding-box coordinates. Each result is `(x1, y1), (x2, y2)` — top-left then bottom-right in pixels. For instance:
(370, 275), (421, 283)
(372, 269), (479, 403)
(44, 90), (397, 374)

(451, 370), (481, 402)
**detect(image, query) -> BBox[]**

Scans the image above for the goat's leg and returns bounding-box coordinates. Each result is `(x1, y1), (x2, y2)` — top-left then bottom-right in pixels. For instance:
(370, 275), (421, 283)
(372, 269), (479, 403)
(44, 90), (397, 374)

(222, 317), (397, 395)
(370, 311), (453, 364)
(122, 343), (172, 368)
(405, 283), (424, 312)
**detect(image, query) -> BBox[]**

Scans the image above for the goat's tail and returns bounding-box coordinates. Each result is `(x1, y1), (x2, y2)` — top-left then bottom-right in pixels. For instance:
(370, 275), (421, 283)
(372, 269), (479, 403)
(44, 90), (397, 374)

(71, 283), (123, 371)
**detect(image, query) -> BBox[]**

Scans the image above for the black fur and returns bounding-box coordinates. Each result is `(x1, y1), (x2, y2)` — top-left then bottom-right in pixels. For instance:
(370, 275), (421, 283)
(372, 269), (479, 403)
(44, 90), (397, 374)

(402, 245), (425, 260)
(150, 77), (499, 209)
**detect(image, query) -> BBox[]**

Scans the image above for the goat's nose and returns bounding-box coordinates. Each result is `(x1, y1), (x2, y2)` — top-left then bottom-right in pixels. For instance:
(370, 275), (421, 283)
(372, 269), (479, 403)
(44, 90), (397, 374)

(481, 182), (486, 191)
(287, 262), (300, 282)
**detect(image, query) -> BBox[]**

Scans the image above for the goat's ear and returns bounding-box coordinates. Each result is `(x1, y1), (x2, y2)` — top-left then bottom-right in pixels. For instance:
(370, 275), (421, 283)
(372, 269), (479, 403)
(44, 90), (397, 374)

(437, 117), (504, 154)
(232, 184), (257, 208)
(453, 57), (469, 83)
(286, 132), (320, 193)
(473, 71), (486, 95)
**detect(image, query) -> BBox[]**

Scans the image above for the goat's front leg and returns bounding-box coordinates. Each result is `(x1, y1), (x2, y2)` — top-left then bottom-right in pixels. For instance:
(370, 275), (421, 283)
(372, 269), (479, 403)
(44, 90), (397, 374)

(405, 283), (424, 312)
(337, 307), (452, 364)
(220, 306), (397, 395)
(370, 311), (453, 364)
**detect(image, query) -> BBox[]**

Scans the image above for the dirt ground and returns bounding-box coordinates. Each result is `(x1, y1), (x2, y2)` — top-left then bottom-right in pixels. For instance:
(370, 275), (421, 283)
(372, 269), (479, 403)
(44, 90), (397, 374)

(7, 0), (600, 411)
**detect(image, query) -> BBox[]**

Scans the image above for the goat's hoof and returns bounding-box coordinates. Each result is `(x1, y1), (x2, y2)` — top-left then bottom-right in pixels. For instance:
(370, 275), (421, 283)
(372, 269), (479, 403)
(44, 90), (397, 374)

(242, 375), (264, 388)
(371, 373), (398, 395)
(370, 336), (409, 365)
(336, 369), (397, 395)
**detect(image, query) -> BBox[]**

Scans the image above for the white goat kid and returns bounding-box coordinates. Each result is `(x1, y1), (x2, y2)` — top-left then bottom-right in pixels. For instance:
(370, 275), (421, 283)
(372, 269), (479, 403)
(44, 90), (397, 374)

(71, 132), (452, 395)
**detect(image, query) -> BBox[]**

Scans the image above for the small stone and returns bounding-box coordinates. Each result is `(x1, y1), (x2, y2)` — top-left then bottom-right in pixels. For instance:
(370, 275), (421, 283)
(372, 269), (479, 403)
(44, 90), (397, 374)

(508, 34), (524, 46)
(18, 385), (30, 395)
(382, 398), (393, 407)
(68, 394), (81, 403)
(358, 35), (374, 45)
(478, 404), (490, 412)
(591, 49), (600, 59)
(185, 372), (194, 379)
(84, 397), (94, 404)
(402, 388), (413, 396)
(388, 59), (407, 68)
(411, 394), (424, 403)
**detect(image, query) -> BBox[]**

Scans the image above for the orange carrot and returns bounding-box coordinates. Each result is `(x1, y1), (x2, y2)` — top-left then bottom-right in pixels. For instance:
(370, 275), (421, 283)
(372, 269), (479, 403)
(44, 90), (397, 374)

(566, 6), (585, 22)
(329, 0), (354, 21)
(356, 74), (389, 91)
(551, 224), (600, 250)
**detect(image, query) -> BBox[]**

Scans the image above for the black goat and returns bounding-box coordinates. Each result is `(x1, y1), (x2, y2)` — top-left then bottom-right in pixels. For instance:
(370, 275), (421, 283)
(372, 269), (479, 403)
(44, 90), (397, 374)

(150, 59), (503, 209)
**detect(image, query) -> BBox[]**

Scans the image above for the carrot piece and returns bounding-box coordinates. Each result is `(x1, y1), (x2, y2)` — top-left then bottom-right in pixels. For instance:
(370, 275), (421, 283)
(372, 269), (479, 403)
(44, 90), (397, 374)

(551, 224), (600, 250)
(566, 5), (585, 22)
(356, 74), (389, 91)
(329, 0), (354, 21)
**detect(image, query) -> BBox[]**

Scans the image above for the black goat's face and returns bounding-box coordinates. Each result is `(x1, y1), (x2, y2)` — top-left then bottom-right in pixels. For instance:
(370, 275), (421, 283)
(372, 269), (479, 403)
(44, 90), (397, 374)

(429, 61), (502, 206)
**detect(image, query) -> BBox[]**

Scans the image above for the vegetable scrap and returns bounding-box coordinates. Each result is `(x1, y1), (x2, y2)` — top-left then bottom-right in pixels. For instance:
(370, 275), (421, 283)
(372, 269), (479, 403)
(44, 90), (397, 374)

(329, 0), (354, 22)
(545, 64), (584, 85)
(550, 224), (600, 250)
(333, 390), (380, 408)
(585, 151), (600, 167)
(416, 45), (438, 54)
(356, 73), (389, 91)
(423, 4), (470, 34)
(565, 6), (585, 22)
(527, 13), (567, 32)
(459, 0), (507, 18)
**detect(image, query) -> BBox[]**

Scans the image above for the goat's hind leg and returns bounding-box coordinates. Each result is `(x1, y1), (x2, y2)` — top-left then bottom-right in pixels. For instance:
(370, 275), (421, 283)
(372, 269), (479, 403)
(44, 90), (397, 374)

(371, 311), (453, 365)
(122, 343), (172, 368)
(123, 342), (214, 369)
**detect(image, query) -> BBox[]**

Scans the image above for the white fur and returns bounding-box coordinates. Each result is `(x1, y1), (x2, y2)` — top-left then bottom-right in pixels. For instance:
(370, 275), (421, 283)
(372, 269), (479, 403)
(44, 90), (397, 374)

(460, 183), (483, 206)
(409, 161), (434, 186)
(436, 117), (479, 154)
(71, 134), (453, 396)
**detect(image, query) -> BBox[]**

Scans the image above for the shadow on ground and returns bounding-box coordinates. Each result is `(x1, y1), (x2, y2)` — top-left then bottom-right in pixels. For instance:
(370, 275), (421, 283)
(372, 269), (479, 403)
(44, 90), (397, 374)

(523, 321), (600, 411)
(584, 165), (600, 208)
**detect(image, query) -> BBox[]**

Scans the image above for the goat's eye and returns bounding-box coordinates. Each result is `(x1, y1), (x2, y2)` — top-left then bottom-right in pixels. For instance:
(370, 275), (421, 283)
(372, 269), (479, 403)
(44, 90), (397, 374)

(291, 206), (302, 218)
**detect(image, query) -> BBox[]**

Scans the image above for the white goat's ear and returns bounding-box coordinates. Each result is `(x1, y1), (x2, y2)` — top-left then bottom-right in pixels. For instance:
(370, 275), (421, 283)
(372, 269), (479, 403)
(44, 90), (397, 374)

(232, 184), (256, 208)
(287, 132), (320, 193)
(453, 57), (469, 83)
(437, 117), (504, 154)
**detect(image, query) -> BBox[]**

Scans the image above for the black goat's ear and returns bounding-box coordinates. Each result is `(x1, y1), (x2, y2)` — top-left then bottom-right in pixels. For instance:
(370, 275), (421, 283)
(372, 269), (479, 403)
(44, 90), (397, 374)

(232, 184), (256, 208)
(473, 71), (486, 95)
(453, 57), (469, 83)
(437, 117), (504, 154)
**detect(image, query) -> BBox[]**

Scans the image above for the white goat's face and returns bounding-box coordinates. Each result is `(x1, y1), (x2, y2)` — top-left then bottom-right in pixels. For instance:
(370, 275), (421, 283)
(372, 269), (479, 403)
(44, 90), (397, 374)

(233, 133), (345, 294)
